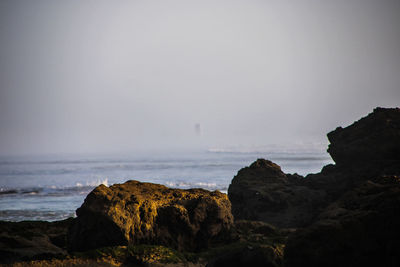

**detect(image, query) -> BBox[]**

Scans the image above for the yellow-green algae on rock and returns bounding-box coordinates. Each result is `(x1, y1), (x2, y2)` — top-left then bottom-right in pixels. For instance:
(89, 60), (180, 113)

(68, 180), (233, 252)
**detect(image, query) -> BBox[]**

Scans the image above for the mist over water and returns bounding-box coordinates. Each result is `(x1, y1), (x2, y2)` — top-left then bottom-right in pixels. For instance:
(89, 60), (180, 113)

(0, 1), (398, 221)
(0, 0), (399, 155)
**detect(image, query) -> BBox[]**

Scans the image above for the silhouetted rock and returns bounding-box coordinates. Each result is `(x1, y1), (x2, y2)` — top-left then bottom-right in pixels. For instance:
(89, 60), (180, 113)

(327, 107), (400, 170)
(227, 107), (400, 266)
(283, 107), (400, 266)
(228, 159), (326, 228)
(68, 180), (233, 252)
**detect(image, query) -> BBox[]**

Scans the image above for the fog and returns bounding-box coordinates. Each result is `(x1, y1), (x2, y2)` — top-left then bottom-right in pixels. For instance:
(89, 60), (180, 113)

(1, 0), (399, 155)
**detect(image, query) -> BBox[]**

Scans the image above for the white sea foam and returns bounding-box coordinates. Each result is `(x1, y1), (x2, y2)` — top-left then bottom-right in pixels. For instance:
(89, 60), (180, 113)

(0, 150), (331, 221)
(164, 181), (220, 190)
(75, 178), (108, 188)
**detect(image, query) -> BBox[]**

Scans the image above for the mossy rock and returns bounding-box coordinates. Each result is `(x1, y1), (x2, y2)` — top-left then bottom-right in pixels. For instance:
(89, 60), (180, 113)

(73, 244), (189, 266)
(68, 180), (234, 252)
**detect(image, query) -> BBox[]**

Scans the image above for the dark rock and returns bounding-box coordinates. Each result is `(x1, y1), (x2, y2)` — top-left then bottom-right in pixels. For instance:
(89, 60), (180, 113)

(283, 107), (400, 266)
(227, 107), (400, 266)
(68, 180), (233, 252)
(327, 107), (400, 169)
(284, 175), (400, 267)
(205, 220), (286, 267)
(228, 159), (326, 228)
(229, 108), (400, 229)
(206, 245), (282, 267)
(0, 218), (73, 264)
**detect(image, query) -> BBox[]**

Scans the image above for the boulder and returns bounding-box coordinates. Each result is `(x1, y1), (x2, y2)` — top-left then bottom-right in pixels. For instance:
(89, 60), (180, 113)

(228, 159), (326, 228)
(68, 180), (233, 252)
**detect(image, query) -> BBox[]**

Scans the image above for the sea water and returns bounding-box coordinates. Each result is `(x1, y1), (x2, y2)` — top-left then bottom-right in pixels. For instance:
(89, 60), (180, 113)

(0, 148), (333, 221)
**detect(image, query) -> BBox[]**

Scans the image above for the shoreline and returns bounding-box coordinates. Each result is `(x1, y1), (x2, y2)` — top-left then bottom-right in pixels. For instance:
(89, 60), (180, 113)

(1, 107), (400, 266)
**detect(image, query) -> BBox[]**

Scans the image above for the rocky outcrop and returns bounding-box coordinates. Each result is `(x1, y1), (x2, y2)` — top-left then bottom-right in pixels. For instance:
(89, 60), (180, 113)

(229, 107), (400, 225)
(68, 180), (233, 252)
(327, 107), (400, 170)
(228, 159), (326, 228)
(227, 107), (400, 266)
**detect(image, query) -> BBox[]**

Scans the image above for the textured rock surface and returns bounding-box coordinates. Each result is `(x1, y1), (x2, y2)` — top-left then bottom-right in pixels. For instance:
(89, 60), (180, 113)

(285, 175), (400, 267)
(205, 220), (286, 267)
(68, 180), (233, 252)
(228, 159), (326, 228)
(0, 218), (72, 264)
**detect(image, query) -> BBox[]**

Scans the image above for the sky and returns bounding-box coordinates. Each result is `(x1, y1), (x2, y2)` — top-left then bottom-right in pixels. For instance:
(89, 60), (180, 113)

(0, 0), (399, 155)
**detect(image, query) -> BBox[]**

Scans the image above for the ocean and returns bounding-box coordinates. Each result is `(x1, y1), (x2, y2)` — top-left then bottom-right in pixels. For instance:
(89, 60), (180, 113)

(0, 148), (333, 221)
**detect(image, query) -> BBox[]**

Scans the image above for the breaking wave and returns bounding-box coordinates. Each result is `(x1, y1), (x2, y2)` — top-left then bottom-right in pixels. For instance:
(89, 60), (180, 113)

(0, 178), (109, 198)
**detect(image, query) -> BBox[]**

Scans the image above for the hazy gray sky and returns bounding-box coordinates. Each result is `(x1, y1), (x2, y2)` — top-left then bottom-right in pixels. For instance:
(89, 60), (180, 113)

(1, 0), (399, 154)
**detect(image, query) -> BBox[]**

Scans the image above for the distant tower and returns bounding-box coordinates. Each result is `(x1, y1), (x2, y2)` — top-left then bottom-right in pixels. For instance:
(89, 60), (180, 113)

(195, 123), (201, 136)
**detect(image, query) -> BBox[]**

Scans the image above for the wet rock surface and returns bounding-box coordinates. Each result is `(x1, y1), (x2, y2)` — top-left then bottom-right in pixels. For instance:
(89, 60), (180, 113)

(68, 180), (234, 252)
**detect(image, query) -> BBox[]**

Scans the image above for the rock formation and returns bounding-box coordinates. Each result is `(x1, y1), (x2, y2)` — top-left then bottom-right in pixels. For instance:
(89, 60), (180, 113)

(68, 180), (233, 252)
(327, 107), (400, 169)
(284, 107), (400, 267)
(228, 107), (400, 266)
